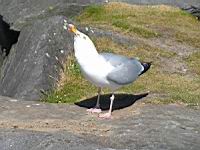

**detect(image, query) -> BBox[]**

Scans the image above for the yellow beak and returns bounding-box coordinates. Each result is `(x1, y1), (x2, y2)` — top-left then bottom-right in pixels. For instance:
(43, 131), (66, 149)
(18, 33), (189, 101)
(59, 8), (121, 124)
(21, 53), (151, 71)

(68, 24), (77, 34)
(71, 27), (77, 33)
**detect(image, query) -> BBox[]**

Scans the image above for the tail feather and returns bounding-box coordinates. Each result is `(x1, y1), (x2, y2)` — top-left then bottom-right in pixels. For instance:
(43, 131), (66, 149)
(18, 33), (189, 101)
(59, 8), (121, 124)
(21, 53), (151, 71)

(139, 62), (152, 76)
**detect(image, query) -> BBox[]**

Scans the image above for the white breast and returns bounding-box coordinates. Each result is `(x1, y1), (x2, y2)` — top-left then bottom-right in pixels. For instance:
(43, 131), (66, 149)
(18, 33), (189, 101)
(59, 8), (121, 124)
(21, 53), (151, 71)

(73, 32), (114, 87)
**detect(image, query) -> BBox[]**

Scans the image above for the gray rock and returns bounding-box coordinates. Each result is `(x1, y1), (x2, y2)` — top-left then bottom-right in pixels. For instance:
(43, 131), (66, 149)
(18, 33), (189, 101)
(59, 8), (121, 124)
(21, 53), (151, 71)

(106, 105), (200, 149)
(0, 129), (101, 150)
(0, 96), (200, 150)
(0, 0), (106, 30)
(0, 16), (73, 100)
(0, 0), (106, 100)
(182, 5), (200, 20)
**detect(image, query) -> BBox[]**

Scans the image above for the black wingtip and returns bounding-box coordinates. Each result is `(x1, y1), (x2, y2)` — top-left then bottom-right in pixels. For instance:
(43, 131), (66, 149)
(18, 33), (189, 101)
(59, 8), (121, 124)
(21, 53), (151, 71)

(139, 62), (152, 76)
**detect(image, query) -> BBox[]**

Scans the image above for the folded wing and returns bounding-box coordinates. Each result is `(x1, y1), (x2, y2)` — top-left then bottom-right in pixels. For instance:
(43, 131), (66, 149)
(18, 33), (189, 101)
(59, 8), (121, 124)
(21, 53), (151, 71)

(100, 53), (144, 85)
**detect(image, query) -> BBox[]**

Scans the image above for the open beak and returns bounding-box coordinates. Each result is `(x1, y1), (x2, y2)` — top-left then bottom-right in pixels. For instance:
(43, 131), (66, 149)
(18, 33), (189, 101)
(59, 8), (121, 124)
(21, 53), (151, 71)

(68, 24), (77, 34)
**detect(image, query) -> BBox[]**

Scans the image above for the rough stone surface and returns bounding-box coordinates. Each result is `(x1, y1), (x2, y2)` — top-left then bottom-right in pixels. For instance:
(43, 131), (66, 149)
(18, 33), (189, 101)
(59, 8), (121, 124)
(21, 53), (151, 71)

(182, 5), (200, 20)
(0, 0), (106, 100)
(0, 0), (106, 30)
(0, 16), (73, 100)
(0, 129), (102, 150)
(0, 96), (200, 150)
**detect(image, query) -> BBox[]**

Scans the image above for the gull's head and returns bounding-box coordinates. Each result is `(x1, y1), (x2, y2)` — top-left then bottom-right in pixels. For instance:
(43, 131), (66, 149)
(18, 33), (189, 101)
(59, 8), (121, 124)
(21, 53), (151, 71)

(68, 24), (77, 34)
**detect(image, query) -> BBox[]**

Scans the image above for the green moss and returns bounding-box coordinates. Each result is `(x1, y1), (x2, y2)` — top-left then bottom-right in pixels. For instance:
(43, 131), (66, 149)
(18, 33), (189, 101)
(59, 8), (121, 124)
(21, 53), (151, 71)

(112, 20), (130, 30)
(121, 68), (200, 105)
(112, 20), (159, 38)
(42, 55), (97, 103)
(77, 3), (200, 45)
(67, 57), (82, 77)
(175, 32), (200, 48)
(129, 25), (159, 38)
(77, 5), (105, 22)
(43, 38), (199, 106)
(77, 3), (161, 38)
(185, 52), (200, 75)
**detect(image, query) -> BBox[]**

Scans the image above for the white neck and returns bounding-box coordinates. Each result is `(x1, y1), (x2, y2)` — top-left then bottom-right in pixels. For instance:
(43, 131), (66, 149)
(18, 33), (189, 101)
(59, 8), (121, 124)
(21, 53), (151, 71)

(74, 31), (99, 65)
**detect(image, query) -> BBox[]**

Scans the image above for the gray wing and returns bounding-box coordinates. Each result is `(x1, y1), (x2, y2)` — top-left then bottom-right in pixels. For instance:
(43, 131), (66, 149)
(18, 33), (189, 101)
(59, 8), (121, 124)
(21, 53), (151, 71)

(100, 53), (128, 67)
(100, 53), (144, 85)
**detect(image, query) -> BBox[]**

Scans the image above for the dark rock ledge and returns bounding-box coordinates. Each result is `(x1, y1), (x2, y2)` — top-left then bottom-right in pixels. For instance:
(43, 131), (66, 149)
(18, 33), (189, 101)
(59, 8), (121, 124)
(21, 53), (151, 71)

(0, 96), (200, 150)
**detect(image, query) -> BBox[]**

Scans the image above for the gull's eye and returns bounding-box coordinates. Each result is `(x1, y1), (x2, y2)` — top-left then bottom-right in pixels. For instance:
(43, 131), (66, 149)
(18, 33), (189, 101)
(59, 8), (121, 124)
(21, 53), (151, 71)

(83, 36), (87, 40)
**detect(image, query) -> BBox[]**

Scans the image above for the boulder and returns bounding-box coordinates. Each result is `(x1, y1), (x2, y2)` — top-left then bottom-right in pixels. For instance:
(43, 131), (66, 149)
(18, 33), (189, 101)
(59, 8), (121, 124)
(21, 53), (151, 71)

(0, 0), (106, 100)
(0, 16), (73, 100)
(182, 5), (200, 20)
(0, 0), (106, 30)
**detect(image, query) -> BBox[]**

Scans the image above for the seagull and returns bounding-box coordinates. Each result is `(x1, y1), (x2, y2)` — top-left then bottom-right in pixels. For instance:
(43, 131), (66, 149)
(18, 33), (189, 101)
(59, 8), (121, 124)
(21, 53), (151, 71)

(67, 24), (151, 119)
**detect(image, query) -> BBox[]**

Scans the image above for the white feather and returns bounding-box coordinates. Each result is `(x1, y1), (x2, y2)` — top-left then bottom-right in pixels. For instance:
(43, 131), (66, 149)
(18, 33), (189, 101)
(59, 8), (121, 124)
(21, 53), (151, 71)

(73, 31), (119, 89)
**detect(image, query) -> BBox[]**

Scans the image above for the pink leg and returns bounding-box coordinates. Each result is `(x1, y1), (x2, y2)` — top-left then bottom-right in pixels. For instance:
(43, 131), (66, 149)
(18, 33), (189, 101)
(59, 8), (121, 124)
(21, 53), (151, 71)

(87, 88), (102, 113)
(98, 94), (114, 119)
(87, 108), (102, 113)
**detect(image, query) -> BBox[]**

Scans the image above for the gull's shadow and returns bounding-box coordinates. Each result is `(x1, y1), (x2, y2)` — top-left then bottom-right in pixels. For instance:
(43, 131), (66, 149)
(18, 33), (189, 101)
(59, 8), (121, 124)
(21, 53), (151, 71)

(75, 93), (148, 111)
